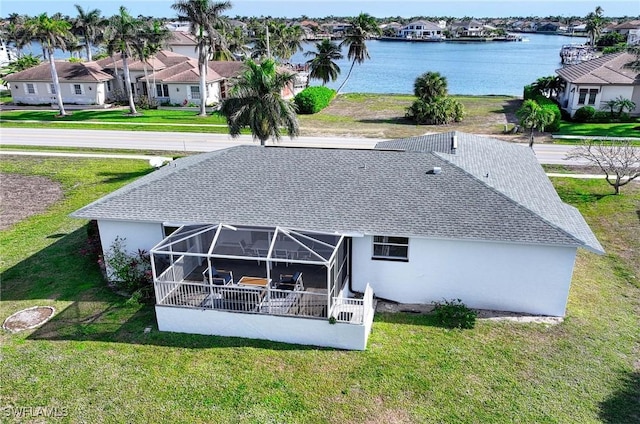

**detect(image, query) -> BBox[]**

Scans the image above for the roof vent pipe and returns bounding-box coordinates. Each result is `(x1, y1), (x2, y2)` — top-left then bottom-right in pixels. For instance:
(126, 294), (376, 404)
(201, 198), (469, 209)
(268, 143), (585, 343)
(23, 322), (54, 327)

(426, 167), (442, 175)
(451, 134), (458, 153)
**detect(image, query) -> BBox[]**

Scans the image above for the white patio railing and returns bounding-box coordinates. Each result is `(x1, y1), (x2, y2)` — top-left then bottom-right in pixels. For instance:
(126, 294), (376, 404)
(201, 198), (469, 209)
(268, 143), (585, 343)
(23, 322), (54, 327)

(154, 280), (372, 324)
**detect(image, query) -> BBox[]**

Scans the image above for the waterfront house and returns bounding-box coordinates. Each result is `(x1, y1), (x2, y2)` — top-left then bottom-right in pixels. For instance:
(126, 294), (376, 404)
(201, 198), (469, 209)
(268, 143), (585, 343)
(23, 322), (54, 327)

(397, 20), (445, 39)
(72, 132), (602, 350)
(450, 20), (486, 37)
(5, 61), (113, 105)
(556, 52), (640, 117)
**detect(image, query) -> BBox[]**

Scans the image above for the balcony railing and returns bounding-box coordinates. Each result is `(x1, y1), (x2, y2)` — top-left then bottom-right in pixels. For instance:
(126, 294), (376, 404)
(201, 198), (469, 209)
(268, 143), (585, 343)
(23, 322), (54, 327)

(155, 280), (369, 323)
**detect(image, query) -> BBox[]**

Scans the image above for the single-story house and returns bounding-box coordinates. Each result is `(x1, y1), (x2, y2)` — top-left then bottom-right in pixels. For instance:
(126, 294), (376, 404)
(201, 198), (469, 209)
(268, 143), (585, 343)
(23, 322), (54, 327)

(71, 132), (603, 350)
(450, 20), (486, 37)
(556, 52), (640, 117)
(5, 61), (113, 105)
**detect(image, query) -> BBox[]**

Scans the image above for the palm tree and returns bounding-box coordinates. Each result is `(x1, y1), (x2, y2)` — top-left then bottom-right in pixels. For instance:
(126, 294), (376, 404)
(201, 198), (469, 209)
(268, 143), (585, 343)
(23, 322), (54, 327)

(73, 5), (106, 61)
(24, 13), (75, 116)
(304, 39), (343, 85)
(413, 71), (448, 102)
(2, 14), (30, 57)
(172, 0), (232, 116)
(516, 99), (555, 148)
(219, 58), (299, 146)
(136, 20), (172, 101)
(585, 6), (604, 47)
(104, 6), (142, 114)
(337, 13), (381, 93)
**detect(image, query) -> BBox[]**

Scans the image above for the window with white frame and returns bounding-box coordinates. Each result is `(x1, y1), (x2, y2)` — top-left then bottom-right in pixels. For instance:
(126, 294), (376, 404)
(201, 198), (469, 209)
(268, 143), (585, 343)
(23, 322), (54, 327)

(47, 84), (56, 94)
(73, 84), (83, 95)
(587, 89), (598, 105)
(190, 85), (201, 99)
(577, 88), (598, 105)
(106, 80), (111, 91)
(372, 236), (409, 261)
(25, 83), (36, 94)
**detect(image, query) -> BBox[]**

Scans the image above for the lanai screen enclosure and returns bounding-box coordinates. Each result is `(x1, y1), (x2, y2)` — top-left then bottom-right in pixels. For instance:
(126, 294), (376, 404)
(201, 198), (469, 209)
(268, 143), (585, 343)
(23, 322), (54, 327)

(150, 224), (374, 349)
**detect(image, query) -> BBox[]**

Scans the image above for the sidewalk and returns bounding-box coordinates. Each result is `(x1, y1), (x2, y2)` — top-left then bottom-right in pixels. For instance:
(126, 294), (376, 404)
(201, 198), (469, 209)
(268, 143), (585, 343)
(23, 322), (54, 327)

(0, 119), (227, 127)
(0, 150), (174, 162)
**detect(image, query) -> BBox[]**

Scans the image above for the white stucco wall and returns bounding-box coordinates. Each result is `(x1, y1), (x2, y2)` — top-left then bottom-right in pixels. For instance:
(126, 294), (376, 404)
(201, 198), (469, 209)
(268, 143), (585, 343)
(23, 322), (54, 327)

(156, 306), (372, 350)
(561, 83), (639, 117)
(9, 81), (105, 105)
(168, 45), (198, 59)
(351, 236), (578, 316)
(166, 82), (221, 106)
(97, 220), (164, 257)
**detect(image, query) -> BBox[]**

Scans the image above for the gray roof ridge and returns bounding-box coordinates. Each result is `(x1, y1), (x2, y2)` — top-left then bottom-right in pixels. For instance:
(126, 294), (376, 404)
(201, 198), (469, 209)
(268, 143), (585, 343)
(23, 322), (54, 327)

(70, 147), (238, 219)
(433, 151), (593, 250)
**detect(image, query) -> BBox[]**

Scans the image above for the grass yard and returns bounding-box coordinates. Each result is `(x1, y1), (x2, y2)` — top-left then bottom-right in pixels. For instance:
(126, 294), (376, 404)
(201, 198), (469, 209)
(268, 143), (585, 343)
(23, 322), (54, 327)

(556, 120), (640, 139)
(1, 158), (639, 422)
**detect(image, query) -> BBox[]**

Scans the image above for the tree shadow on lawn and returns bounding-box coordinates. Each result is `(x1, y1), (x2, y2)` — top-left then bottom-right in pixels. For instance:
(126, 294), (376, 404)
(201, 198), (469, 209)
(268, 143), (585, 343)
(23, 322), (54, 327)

(357, 117), (416, 125)
(96, 169), (155, 183)
(502, 98), (521, 125)
(599, 371), (640, 424)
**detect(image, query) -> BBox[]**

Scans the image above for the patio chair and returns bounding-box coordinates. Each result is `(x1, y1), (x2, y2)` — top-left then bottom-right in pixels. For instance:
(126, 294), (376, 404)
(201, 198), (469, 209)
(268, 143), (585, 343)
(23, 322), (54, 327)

(273, 272), (302, 291)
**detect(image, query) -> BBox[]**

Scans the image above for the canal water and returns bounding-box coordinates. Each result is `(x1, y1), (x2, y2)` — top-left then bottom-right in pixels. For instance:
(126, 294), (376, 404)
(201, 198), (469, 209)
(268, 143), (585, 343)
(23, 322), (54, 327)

(290, 33), (589, 96)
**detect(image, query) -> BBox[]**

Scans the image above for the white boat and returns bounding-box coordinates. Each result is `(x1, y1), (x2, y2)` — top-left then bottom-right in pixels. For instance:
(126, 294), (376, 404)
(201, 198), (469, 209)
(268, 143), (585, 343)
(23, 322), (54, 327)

(0, 39), (18, 67)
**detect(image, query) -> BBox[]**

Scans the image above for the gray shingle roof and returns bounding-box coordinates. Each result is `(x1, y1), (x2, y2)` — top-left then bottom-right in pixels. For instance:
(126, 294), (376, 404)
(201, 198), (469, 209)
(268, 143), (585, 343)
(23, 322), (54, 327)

(73, 136), (603, 253)
(376, 132), (604, 253)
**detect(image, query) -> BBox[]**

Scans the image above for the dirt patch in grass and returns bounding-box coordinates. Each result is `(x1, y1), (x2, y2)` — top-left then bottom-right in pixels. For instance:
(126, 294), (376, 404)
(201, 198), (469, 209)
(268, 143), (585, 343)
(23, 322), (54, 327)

(0, 173), (63, 230)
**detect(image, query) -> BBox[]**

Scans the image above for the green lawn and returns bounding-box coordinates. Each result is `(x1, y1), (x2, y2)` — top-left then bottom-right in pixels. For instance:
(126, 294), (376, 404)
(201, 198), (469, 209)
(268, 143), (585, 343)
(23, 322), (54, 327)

(556, 120), (640, 138)
(1, 158), (639, 422)
(0, 108), (228, 125)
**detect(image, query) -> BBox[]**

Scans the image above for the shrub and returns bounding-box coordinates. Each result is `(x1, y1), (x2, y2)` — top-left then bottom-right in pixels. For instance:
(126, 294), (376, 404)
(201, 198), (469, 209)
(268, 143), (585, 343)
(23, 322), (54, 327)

(104, 236), (154, 303)
(523, 84), (541, 100)
(407, 97), (464, 125)
(573, 106), (597, 123)
(135, 95), (159, 110)
(294, 86), (335, 114)
(540, 103), (561, 131)
(433, 299), (477, 329)
(591, 110), (614, 123)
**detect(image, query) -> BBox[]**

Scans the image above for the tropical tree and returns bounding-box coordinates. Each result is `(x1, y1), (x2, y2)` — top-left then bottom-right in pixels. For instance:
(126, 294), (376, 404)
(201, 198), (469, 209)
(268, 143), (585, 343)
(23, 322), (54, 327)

(103, 6), (143, 114)
(413, 71), (448, 102)
(172, 0), (232, 116)
(531, 75), (565, 98)
(304, 38), (343, 85)
(585, 6), (604, 47)
(252, 22), (304, 62)
(336, 13), (381, 93)
(515, 99), (555, 148)
(23, 13), (75, 116)
(1, 14), (30, 57)
(566, 139), (640, 194)
(136, 20), (172, 102)
(219, 58), (299, 146)
(72, 5), (106, 61)
(0, 54), (41, 86)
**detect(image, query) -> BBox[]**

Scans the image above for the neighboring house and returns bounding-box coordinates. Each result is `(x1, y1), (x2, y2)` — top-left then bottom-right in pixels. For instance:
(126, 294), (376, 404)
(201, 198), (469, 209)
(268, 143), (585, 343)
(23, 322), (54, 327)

(140, 58), (226, 106)
(72, 132), (603, 350)
(608, 20), (640, 38)
(397, 20), (445, 39)
(166, 31), (198, 59)
(5, 61), (113, 105)
(536, 22), (561, 33)
(628, 29), (640, 46)
(451, 20), (485, 37)
(556, 52), (640, 117)
(96, 55), (168, 99)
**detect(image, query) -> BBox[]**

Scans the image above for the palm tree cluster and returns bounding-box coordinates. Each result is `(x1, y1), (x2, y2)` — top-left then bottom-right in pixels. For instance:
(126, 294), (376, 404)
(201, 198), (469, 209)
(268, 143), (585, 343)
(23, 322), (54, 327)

(531, 75), (565, 99)
(304, 38), (343, 85)
(252, 21), (304, 62)
(585, 6), (605, 48)
(406, 71), (464, 125)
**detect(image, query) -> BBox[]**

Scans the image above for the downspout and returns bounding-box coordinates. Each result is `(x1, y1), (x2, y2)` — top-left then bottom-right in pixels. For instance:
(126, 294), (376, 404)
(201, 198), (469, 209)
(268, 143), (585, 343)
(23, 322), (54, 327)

(346, 238), (363, 296)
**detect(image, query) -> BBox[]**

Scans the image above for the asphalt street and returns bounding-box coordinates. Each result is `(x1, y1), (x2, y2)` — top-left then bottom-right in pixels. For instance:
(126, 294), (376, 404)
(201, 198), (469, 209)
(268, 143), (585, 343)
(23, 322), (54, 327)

(0, 127), (592, 164)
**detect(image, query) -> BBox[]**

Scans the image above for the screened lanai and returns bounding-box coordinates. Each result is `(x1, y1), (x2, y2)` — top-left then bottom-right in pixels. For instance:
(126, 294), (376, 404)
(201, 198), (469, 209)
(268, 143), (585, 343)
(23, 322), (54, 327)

(150, 224), (361, 322)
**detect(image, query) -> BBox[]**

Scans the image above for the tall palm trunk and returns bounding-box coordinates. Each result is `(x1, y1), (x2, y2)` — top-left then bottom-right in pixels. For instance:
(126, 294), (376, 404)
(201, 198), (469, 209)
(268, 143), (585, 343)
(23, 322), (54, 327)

(198, 54), (208, 116)
(336, 60), (356, 94)
(122, 54), (138, 114)
(48, 48), (67, 116)
(83, 30), (92, 61)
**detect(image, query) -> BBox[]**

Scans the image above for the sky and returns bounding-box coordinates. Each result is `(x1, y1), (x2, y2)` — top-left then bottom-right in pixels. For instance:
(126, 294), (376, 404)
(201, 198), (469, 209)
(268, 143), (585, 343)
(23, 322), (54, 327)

(1, 0), (639, 19)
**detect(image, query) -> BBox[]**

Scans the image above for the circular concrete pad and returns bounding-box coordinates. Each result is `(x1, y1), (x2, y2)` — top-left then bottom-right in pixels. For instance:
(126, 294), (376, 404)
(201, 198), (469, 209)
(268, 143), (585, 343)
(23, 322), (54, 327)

(3, 306), (55, 332)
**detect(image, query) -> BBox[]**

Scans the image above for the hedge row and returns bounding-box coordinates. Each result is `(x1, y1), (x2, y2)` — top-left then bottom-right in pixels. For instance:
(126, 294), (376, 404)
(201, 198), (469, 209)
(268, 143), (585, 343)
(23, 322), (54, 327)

(294, 86), (336, 114)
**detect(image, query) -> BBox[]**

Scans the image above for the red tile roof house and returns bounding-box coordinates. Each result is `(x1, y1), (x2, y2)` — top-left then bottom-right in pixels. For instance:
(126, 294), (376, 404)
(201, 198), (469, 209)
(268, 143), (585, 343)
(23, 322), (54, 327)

(72, 132), (603, 350)
(5, 61), (114, 106)
(555, 52), (640, 117)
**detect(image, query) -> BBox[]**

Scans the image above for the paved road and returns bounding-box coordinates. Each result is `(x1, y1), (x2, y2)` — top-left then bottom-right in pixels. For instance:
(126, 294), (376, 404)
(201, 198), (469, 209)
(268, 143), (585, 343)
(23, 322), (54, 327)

(0, 127), (588, 164)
